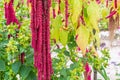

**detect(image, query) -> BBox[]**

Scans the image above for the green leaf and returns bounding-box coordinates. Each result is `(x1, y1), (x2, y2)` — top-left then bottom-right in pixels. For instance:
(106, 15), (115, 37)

(51, 16), (63, 42)
(52, 15), (62, 28)
(26, 71), (37, 80)
(20, 65), (31, 80)
(98, 66), (110, 80)
(0, 60), (6, 71)
(64, 50), (70, 57)
(51, 28), (60, 42)
(60, 0), (65, 13)
(101, 7), (109, 18)
(26, 53), (33, 64)
(70, 62), (79, 70)
(71, 0), (82, 29)
(12, 61), (21, 74)
(76, 25), (89, 54)
(87, 1), (100, 20)
(6, 0), (10, 3)
(59, 77), (65, 80)
(59, 29), (68, 46)
(60, 68), (67, 77)
(14, 0), (19, 10)
(52, 1), (56, 8)
(67, 76), (71, 80)
(87, 1), (100, 31)
(20, 47), (25, 53)
(94, 32), (100, 47)
(4, 72), (9, 80)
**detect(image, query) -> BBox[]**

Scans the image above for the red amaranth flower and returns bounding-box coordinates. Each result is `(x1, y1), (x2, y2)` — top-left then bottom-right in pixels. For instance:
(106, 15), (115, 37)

(30, 0), (52, 80)
(96, 0), (101, 4)
(5, 0), (25, 64)
(86, 49), (89, 53)
(106, 10), (117, 19)
(85, 62), (91, 80)
(5, 0), (19, 25)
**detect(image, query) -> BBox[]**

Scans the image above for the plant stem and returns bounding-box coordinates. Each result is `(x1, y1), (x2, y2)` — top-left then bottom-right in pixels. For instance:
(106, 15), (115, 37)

(94, 67), (97, 80)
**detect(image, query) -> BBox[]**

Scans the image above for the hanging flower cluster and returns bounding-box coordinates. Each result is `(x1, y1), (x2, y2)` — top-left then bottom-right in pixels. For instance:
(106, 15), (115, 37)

(4, 0), (25, 64)
(5, 0), (19, 26)
(30, 0), (53, 80)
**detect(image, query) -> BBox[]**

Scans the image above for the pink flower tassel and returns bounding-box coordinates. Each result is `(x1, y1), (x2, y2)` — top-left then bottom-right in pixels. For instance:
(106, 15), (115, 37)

(85, 62), (91, 80)
(106, 10), (117, 19)
(96, 0), (100, 4)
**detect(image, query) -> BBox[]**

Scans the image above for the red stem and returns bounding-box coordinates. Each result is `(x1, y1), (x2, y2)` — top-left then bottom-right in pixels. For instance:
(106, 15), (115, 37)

(106, 0), (108, 7)
(65, 0), (68, 28)
(21, 53), (25, 64)
(58, 0), (61, 14)
(114, 0), (117, 8)
(53, 8), (56, 18)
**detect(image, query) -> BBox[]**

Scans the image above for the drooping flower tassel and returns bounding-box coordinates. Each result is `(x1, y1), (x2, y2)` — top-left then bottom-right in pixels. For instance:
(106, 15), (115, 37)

(4, 0), (25, 64)
(30, 0), (52, 80)
(85, 62), (91, 80)
(96, 0), (100, 4)
(4, 0), (19, 25)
